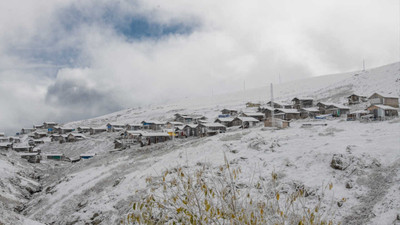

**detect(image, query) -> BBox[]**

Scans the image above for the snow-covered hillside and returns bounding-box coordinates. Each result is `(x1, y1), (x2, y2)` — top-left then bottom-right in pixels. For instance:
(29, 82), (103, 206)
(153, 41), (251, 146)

(0, 62), (399, 225)
(65, 62), (400, 128)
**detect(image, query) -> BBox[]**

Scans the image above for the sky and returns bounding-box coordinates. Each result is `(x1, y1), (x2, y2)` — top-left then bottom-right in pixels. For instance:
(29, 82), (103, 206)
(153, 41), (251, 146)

(0, 0), (399, 135)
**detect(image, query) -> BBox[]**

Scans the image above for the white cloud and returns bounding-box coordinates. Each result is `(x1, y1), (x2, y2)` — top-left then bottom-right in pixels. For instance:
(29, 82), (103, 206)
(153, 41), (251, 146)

(0, 0), (398, 134)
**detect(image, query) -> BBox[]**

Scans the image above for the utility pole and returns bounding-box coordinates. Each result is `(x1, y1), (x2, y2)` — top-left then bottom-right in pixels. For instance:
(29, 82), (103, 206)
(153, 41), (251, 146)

(172, 124), (175, 141)
(270, 83), (275, 127)
(243, 80), (246, 103)
(362, 59), (366, 72)
(279, 73), (281, 84)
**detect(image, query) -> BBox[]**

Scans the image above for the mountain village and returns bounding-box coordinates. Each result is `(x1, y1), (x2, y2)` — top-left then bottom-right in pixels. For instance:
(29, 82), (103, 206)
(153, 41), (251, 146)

(0, 92), (398, 164)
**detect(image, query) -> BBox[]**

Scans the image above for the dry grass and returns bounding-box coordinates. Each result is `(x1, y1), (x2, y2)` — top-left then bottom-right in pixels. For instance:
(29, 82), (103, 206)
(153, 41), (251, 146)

(123, 155), (339, 225)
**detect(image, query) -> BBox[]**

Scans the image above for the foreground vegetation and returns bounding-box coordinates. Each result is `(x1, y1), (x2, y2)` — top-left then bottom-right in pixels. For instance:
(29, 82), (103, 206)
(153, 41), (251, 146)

(124, 156), (340, 225)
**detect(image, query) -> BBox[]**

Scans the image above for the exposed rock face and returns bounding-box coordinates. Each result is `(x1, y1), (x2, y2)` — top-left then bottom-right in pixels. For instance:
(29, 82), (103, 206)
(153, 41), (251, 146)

(345, 181), (353, 189)
(331, 154), (350, 170)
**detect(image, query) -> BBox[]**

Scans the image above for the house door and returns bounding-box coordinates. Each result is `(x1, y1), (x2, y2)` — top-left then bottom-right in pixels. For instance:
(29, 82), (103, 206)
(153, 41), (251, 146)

(373, 109), (378, 118)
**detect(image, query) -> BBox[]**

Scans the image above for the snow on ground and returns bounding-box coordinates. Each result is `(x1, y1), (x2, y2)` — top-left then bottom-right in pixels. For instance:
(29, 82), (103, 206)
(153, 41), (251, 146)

(0, 62), (399, 224)
(0, 152), (44, 225)
(16, 118), (400, 224)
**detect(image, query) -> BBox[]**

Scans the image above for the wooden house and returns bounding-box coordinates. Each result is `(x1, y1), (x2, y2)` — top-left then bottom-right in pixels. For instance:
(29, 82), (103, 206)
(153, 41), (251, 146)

(106, 123), (126, 132)
(174, 126), (186, 138)
(347, 110), (370, 121)
(0, 137), (8, 143)
(264, 118), (290, 129)
(259, 106), (275, 118)
(13, 145), (33, 152)
(33, 124), (44, 129)
(50, 134), (67, 142)
(324, 104), (350, 117)
(20, 152), (41, 163)
(56, 127), (75, 134)
(114, 139), (124, 149)
(46, 153), (66, 161)
(165, 121), (184, 129)
(174, 114), (207, 124)
(43, 122), (58, 133)
(347, 94), (367, 105)
(139, 132), (170, 146)
(77, 127), (90, 133)
(367, 105), (399, 119)
(67, 133), (85, 142)
(33, 140), (45, 145)
(197, 120), (209, 124)
(123, 130), (142, 139)
(246, 102), (261, 108)
(119, 131), (142, 146)
(368, 93), (399, 108)
(292, 97), (313, 109)
(266, 101), (292, 109)
(231, 117), (259, 128)
(89, 127), (107, 135)
(274, 108), (300, 120)
(240, 112), (265, 121)
(125, 124), (143, 131)
(33, 131), (47, 139)
(43, 122), (58, 129)
(214, 117), (234, 127)
(221, 109), (238, 116)
(28, 139), (35, 146)
(299, 107), (321, 119)
(316, 102), (349, 115)
(0, 142), (13, 150)
(183, 124), (199, 137)
(20, 128), (36, 134)
(141, 121), (165, 131)
(316, 102), (330, 114)
(197, 123), (226, 137)
(9, 137), (21, 143)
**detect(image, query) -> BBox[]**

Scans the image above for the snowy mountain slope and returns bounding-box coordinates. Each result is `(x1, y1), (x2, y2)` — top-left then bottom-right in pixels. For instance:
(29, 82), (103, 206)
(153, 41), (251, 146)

(311, 62), (400, 104)
(0, 62), (399, 225)
(65, 62), (399, 129)
(0, 153), (44, 225)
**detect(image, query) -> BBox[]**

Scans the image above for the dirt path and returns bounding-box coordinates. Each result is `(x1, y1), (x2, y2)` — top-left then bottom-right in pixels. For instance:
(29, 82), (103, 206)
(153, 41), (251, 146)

(342, 160), (400, 224)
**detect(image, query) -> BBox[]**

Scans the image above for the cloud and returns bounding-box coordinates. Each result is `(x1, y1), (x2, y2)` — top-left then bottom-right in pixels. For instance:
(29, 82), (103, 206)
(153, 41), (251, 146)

(0, 0), (398, 135)
(45, 68), (122, 111)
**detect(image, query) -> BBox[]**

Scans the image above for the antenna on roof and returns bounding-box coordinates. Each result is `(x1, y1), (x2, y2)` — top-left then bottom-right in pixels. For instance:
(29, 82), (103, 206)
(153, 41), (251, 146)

(243, 80), (246, 103)
(362, 59), (366, 72)
(279, 73), (281, 84)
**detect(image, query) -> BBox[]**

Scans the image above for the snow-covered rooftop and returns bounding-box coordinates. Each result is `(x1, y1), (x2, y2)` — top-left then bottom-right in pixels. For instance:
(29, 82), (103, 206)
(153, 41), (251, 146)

(300, 107), (320, 112)
(370, 105), (399, 110)
(235, 117), (260, 122)
(215, 117), (234, 122)
(275, 108), (300, 114)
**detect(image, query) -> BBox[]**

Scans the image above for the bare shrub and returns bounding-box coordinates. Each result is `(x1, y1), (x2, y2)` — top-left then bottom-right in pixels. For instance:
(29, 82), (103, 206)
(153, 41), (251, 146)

(123, 155), (339, 225)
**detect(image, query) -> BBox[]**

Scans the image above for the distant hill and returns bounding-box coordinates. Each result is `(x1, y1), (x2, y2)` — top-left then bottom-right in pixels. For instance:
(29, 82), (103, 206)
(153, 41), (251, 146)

(66, 62), (399, 127)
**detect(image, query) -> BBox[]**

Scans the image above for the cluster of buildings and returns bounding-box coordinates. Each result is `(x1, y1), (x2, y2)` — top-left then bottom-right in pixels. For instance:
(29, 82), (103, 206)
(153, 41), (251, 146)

(1, 92), (398, 154)
(115, 92), (398, 148)
(0, 122), (94, 163)
(258, 93), (398, 123)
